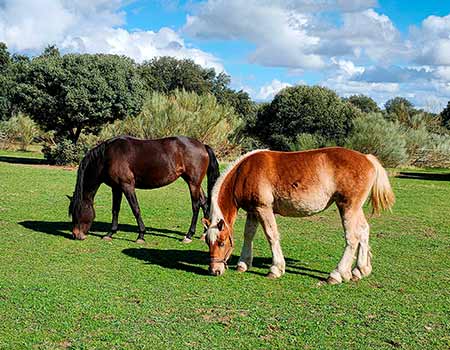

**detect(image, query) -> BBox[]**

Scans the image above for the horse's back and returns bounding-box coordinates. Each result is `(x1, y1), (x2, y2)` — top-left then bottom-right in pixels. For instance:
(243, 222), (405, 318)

(234, 147), (376, 215)
(103, 136), (209, 189)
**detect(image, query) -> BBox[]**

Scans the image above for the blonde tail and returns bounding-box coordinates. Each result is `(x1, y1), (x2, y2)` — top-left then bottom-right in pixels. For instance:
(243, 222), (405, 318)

(366, 154), (395, 215)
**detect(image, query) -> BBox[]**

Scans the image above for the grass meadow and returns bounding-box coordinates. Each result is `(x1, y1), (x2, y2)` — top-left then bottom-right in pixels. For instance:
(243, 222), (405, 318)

(0, 149), (449, 349)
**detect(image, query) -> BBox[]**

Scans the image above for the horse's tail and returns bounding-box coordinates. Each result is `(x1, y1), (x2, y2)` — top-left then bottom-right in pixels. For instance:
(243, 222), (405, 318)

(205, 144), (220, 215)
(69, 141), (107, 218)
(366, 154), (395, 215)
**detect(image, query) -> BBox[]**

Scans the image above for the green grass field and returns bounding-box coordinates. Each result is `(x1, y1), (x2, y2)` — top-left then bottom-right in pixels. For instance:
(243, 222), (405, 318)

(0, 149), (449, 349)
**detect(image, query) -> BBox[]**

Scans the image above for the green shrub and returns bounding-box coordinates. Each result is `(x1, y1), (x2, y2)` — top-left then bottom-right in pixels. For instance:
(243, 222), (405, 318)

(100, 90), (242, 158)
(247, 85), (361, 150)
(403, 121), (450, 168)
(0, 113), (40, 150)
(346, 113), (408, 167)
(288, 133), (325, 151)
(42, 139), (89, 165)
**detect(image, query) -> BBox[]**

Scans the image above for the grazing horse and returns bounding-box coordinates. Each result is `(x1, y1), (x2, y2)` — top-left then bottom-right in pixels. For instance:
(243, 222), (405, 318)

(203, 147), (395, 284)
(69, 135), (220, 243)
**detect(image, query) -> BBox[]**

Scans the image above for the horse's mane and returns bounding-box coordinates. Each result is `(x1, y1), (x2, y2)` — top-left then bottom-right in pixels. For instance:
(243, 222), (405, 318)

(69, 139), (110, 218)
(209, 149), (267, 231)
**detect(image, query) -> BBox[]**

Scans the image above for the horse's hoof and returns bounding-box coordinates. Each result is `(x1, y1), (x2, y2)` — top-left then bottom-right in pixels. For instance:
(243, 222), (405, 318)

(236, 265), (246, 273)
(181, 237), (192, 244)
(135, 239), (145, 244)
(351, 275), (361, 282)
(327, 276), (341, 285)
(102, 236), (112, 242)
(266, 272), (279, 279)
(351, 268), (362, 282)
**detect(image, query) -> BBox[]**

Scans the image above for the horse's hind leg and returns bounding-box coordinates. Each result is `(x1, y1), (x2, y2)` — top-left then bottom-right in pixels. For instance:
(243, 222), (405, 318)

(122, 184), (146, 243)
(199, 188), (208, 218)
(103, 187), (122, 241)
(182, 182), (202, 243)
(237, 212), (258, 273)
(256, 207), (285, 279)
(329, 206), (366, 284)
(351, 215), (372, 281)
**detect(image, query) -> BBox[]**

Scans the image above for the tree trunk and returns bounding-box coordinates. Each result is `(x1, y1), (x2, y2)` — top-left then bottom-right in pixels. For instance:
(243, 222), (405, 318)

(69, 127), (82, 144)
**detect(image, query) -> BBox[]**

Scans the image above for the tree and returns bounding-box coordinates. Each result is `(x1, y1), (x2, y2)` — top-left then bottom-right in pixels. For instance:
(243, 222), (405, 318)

(441, 101), (450, 129)
(0, 42), (14, 121)
(247, 85), (361, 150)
(345, 94), (380, 113)
(139, 56), (254, 119)
(18, 50), (146, 143)
(139, 56), (215, 94)
(384, 97), (415, 124)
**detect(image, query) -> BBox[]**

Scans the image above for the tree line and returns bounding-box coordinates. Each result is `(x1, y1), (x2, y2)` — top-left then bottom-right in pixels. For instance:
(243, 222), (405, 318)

(1, 42), (450, 167)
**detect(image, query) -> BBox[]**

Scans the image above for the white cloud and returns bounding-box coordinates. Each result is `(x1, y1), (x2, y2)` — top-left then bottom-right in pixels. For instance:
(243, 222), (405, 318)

(256, 79), (292, 100)
(0, 0), (223, 72)
(61, 27), (224, 72)
(411, 14), (450, 66)
(184, 0), (325, 69)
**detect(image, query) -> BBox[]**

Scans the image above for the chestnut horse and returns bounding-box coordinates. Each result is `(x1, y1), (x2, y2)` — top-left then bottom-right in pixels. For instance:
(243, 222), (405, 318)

(69, 136), (219, 243)
(203, 147), (395, 284)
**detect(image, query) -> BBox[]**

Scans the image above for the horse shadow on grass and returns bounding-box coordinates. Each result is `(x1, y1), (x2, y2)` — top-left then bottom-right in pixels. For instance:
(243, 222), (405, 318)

(122, 247), (327, 281)
(19, 220), (185, 242)
(396, 171), (450, 181)
(0, 155), (47, 165)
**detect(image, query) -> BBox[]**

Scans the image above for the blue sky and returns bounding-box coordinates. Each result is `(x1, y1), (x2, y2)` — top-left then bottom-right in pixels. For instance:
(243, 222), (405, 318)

(1, 0), (450, 111)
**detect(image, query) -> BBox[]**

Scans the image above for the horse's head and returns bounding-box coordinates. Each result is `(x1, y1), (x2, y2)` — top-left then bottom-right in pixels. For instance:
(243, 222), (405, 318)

(67, 195), (95, 240)
(202, 217), (234, 276)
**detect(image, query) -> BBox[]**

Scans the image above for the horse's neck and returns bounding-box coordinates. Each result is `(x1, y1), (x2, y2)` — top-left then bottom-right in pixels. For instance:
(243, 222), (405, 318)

(82, 162), (102, 200)
(82, 181), (100, 202)
(217, 173), (239, 227)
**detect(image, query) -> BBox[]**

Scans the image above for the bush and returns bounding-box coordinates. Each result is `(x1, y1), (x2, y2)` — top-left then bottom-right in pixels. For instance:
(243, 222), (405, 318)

(248, 85), (361, 150)
(288, 133), (325, 151)
(403, 117), (450, 167)
(347, 112), (450, 168)
(99, 90), (242, 158)
(42, 139), (89, 165)
(0, 113), (40, 150)
(346, 113), (408, 167)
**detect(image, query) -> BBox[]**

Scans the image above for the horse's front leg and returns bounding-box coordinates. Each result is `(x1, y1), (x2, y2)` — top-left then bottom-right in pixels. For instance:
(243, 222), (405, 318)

(122, 184), (146, 244)
(103, 187), (122, 241)
(237, 212), (259, 272)
(256, 207), (285, 279)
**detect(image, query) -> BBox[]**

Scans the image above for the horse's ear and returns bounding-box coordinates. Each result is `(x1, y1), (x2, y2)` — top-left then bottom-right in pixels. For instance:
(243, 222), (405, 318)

(66, 195), (73, 201)
(201, 217), (211, 230)
(217, 219), (224, 231)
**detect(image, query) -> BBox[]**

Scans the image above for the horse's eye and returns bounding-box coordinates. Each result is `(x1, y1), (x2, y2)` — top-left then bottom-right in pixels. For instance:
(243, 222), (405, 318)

(218, 241), (225, 247)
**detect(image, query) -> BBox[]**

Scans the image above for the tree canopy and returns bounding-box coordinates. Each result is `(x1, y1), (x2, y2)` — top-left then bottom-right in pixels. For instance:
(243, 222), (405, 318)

(139, 56), (254, 119)
(17, 49), (146, 143)
(345, 94), (380, 114)
(247, 85), (361, 150)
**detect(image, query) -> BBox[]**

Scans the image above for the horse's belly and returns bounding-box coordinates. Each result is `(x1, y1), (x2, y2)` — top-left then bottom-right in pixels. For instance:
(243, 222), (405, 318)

(135, 175), (178, 189)
(273, 193), (332, 217)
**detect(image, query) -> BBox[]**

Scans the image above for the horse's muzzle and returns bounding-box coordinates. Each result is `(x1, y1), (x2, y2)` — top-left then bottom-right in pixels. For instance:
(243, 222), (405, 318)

(209, 261), (226, 276)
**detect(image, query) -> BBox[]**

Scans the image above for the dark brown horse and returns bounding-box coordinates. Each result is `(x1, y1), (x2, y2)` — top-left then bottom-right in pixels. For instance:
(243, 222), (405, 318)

(69, 136), (220, 243)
